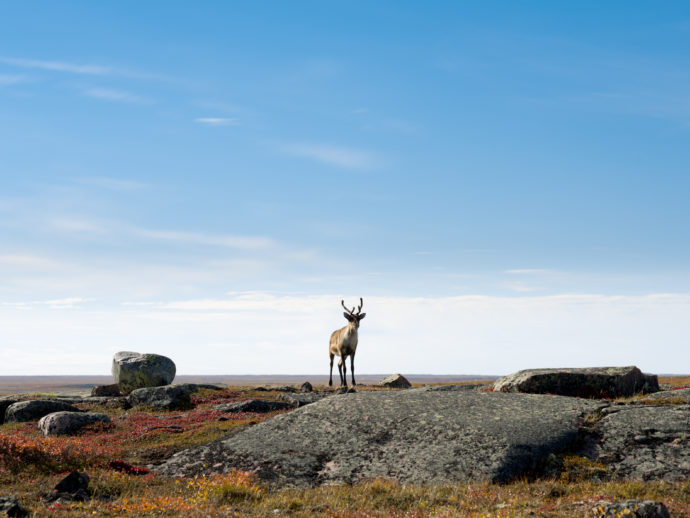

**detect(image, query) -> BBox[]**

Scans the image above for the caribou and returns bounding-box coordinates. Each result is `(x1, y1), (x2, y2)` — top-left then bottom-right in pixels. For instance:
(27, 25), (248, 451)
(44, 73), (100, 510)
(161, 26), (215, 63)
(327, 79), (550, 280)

(329, 297), (365, 387)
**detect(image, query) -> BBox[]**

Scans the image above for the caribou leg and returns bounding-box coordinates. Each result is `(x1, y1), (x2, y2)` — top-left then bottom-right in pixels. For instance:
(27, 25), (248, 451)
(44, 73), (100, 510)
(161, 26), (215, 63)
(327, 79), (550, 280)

(350, 353), (356, 386)
(341, 356), (348, 387)
(329, 352), (335, 386)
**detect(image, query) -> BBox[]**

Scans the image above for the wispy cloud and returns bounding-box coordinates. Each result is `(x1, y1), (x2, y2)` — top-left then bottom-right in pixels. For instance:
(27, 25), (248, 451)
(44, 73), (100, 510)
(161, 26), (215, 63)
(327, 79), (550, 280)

(0, 74), (28, 86)
(135, 229), (276, 250)
(49, 218), (105, 233)
(0, 254), (56, 268)
(0, 56), (111, 75)
(42, 297), (87, 309)
(83, 87), (150, 104)
(74, 177), (147, 191)
(281, 143), (380, 170)
(194, 117), (240, 126)
(504, 269), (555, 275)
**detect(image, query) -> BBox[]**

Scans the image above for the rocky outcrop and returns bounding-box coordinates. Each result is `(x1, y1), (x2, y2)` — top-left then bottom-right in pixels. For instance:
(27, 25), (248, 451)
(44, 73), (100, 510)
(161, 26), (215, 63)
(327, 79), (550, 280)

(4, 400), (82, 423)
(278, 392), (329, 407)
(577, 404), (690, 481)
(212, 400), (293, 413)
(91, 384), (121, 397)
(378, 373), (412, 388)
(156, 389), (603, 486)
(112, 351), (176, 394)
(493, 366), (658, 398)
(0, 496), (27, 517)
(128, 384), (191, 410)
(593, 500), (670, 518)
(300, 382), (313, 393)
(636, 387), (690, 404)
(38, 411), (111, 436)
(0, 397), (19, 425)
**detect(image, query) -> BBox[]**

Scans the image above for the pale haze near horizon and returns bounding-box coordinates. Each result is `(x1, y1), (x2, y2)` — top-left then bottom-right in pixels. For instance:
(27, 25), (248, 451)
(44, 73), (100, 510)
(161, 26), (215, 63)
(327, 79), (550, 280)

(1, 3), (690, 376)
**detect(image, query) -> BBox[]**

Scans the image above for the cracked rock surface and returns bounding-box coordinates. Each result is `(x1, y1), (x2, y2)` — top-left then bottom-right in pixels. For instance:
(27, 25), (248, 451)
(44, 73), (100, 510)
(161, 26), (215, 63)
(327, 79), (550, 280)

(582, 405), (690, 481)
(155, 389), (602, 486)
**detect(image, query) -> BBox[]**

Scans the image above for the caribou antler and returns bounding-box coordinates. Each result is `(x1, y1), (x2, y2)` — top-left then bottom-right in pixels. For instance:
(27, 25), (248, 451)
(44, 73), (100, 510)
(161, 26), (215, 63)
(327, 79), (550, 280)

(356, 297), (364, 315)
(341, 299), (355, 315)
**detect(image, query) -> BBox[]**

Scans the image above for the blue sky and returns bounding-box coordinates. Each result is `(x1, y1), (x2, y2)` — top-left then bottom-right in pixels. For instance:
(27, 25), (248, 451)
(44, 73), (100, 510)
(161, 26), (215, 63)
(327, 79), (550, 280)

(1, 2), (689, 375)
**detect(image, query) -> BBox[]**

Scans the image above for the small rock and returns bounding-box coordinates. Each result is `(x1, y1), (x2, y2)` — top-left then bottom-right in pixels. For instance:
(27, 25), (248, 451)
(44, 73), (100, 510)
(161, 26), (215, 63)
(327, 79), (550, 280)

(0, 496), (27, 517)
(4, 400), (82, 423)
(54, 471), (89, 494)
(90, 384), (121, 397)
(112, 351), (176, 394)
(38, 412), (111, 436)
(129, 385), (192, 410)
(378, 374), (412, 389)
(593, 500), (670, 518)
(300, 382), (313, 393)
(213, 400), (293, 413)
(278, 393), (328, 407)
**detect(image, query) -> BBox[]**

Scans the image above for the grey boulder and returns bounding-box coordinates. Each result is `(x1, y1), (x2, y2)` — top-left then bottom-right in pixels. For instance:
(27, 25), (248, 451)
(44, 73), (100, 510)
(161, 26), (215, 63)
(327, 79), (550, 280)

(593, 500), (670, 518)
(0, 496), (27, 517)
(112, 351), (176, 394)
(129, 384), (192, 410)
(378, 373), (412, 388)
(91, 384), (121, 397)
(4, 400), (82, 423)
(156, 389), (602, 486)
(0, 397), (19, 425)
(579, 404), (690, 481)
(493, 366), (658, 398)
(38, 411), (111, 436)
(213, 400), (293, 413)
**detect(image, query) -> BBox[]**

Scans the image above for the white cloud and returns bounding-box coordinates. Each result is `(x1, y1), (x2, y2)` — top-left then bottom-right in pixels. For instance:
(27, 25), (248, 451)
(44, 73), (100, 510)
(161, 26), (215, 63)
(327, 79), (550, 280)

(281, 143), (380, 170)
(1, 292), (689, 375)
(0, 74), (28, 86)
(74, 177), (146, 191)
(42, 297), (87, 309)
(0, 56), (111, 75)
(504, 269), (555, 275)
(194, 117), (240, 126)
(83, 88), (150, 104)
(49, 218), (104, 233)
(135, 229), (276, 250)
(0, 254), (56, 267)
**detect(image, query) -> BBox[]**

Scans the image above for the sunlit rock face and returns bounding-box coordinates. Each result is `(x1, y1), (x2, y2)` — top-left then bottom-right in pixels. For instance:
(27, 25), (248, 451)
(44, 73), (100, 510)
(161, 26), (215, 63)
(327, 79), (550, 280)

(492, 366), (659, 399)
(111, 351), (176, 395)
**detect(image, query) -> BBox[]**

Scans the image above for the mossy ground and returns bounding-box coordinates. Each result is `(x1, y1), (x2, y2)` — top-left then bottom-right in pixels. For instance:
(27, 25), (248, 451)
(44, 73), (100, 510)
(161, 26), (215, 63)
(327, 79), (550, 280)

(1, 378), (689, 517)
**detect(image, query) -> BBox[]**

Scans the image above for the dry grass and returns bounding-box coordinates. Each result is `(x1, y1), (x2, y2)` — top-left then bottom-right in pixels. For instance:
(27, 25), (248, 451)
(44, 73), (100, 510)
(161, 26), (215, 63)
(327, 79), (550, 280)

(1, 384), (689, 517)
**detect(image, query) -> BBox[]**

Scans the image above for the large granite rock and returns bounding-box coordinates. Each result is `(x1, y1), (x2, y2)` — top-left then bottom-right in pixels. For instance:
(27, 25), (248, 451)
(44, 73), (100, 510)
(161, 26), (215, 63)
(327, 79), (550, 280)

(129, 384), (191, 410)
(4, 400), (82, 423)
(0, 397), (19, 425)
(212, 400), (293, 413)
(577, 404), (690, 481)
(38, 411), (111, 436)
(493, 366), (658, 398)
(378, 373), (412, 388)
(112, 351), (176, 394)
(156, 389), (603, 486)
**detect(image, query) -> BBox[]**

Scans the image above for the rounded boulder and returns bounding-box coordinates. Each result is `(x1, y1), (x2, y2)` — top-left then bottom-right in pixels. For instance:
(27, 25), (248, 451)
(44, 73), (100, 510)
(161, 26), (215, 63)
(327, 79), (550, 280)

(112, 351), (176, 394)
(38, 411), (111, 436)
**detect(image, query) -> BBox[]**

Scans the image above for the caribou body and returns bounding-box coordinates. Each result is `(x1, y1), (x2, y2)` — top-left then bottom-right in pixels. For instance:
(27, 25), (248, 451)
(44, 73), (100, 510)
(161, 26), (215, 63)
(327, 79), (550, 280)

(329, 298), (365, 387)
